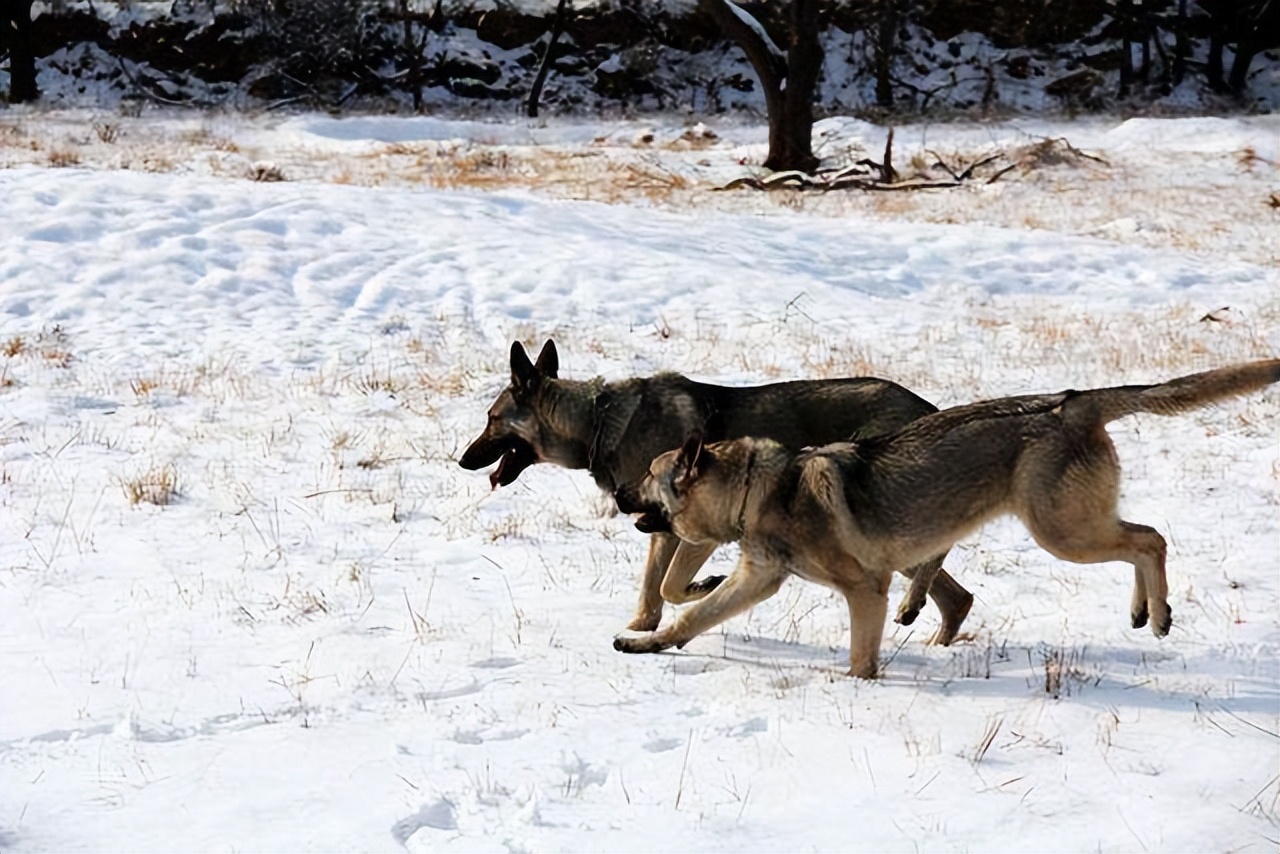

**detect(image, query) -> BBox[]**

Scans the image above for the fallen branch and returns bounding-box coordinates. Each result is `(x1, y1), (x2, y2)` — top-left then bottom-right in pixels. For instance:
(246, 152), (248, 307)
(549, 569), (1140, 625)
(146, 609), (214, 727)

(827, 177), (966, 192)
(717, 132), (1107, 193)
(929, 149), (1003, 181)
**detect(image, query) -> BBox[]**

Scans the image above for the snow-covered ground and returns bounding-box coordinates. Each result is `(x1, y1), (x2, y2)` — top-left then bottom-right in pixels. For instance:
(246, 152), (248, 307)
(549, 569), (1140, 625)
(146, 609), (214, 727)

(0, 112), (1277, 852)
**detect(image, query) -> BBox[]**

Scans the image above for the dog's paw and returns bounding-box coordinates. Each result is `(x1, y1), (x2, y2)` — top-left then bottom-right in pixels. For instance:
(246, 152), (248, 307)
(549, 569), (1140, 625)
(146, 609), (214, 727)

(613, 630), (670, 655)
(685, 575), (726, 599)
(1130, 603), (1149, 630)
(895, 603), (921, 627)
(847, 661), (880, 680)
(1152, 605), (1172, 638)
(625, 613), (662, 633)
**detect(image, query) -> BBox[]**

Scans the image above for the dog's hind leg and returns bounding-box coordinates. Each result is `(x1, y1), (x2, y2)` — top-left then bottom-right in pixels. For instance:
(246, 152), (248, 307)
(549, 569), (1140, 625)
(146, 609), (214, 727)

(1128, 563), (1150, 629)
(896, 554), (945, 627)
(1030, 517), (1169, 636)
(660, 540), (720, 604)
(1021, 460), (1170, 636)
(628, 533), (680, 632)
(1021, 430), (1171, 637)
(919, 563), (973, 646)
(1120, 521), (1168, 634)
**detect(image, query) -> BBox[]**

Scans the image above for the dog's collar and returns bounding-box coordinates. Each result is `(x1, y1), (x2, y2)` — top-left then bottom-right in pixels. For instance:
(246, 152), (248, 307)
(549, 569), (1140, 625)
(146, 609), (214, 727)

(733, 448), (757, 539)
(583, 377), (615, 486)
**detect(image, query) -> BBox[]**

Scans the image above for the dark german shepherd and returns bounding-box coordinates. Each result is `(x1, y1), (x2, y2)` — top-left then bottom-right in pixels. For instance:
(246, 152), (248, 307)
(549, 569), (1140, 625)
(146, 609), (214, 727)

(459, 340), (974, 643)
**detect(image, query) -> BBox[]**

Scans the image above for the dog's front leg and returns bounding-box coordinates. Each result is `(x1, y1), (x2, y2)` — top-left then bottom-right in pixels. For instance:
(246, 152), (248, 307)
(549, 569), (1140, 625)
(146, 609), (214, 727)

(842, 578), (891, 679)
(615, 550), (786, 654)
(659, 540), (720, 604)
(627, 532), (680, 632)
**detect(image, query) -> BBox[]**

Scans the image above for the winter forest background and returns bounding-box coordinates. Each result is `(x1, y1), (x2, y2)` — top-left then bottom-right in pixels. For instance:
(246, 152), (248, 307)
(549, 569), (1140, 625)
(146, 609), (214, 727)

(2, 1), (1278, 116)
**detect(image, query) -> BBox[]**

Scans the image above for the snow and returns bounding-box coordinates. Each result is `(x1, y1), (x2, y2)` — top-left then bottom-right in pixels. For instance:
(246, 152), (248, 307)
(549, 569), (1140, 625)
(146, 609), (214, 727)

(0, 112), (1277, 852)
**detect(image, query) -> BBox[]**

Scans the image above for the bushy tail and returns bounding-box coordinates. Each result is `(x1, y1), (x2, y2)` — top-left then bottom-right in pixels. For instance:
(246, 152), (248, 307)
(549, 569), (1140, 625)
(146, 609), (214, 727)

(1073, 359), (1280, 426)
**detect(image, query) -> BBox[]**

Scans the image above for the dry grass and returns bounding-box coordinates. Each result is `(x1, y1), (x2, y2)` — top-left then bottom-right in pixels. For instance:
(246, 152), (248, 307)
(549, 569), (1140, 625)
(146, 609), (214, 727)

(91, 120), (122, 144)
(1037, 643), (1101, 699)
(129, 368), (203, 400)
(122, 463), (181, 506)
(9, 326), (76, 368)
(48, 148), (81, 167)
(3, 335), (25, 358)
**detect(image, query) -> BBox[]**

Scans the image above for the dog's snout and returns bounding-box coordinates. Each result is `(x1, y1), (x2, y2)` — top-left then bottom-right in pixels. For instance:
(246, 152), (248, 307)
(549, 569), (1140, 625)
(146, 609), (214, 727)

(614, 480), (644, 514)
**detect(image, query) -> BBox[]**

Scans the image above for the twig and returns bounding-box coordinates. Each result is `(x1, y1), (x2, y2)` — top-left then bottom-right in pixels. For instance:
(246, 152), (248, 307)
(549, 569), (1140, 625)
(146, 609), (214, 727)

(986, 162), (1020, 184)
(880, 127), (897, 183)
(674, 730), (693, 810)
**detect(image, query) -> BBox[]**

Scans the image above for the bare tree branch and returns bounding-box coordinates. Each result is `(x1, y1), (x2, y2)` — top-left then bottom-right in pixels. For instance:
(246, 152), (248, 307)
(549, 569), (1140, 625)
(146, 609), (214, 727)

(700, 0), (786, 97)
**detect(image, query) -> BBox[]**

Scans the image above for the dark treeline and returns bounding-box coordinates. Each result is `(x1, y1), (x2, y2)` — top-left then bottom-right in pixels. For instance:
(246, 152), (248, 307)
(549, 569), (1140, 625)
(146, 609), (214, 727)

(1, 0), (1275, 109)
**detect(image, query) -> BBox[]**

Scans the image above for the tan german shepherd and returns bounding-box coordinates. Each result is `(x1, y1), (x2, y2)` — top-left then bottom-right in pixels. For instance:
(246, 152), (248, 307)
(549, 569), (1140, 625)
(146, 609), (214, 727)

(614, 360), (1279, 678)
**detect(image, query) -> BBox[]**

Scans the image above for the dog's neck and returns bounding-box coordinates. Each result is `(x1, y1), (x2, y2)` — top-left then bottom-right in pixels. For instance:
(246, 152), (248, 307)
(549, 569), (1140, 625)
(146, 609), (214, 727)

(537, 377), (606, 468)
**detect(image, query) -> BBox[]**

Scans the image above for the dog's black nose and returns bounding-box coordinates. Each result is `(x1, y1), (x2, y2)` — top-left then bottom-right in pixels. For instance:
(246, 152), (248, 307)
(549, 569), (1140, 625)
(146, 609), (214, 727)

(614, 481), (644, 514)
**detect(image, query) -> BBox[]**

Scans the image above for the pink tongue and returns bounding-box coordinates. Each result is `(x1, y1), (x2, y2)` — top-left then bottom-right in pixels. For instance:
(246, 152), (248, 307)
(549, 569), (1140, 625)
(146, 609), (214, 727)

(489, 454), (509, 490)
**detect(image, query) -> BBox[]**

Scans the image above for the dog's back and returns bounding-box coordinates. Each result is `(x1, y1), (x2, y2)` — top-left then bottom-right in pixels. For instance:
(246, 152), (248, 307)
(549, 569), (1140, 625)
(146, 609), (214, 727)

(703, 378), (937, 448)
(598, 375), (937, 490)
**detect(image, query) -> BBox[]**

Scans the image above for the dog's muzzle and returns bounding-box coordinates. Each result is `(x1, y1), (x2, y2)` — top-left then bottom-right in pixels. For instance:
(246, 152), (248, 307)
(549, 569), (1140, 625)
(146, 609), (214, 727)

(459, 435), (538, 489)
(615, 481), (672, 534)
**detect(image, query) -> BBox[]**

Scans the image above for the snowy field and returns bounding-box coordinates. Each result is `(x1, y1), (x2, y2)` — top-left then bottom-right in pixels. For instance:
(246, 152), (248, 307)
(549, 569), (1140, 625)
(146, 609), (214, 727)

(1, 110), (1277, 852)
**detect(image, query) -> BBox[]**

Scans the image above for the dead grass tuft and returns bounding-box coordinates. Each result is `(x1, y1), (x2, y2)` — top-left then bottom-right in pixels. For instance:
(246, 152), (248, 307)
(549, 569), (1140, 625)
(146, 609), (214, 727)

(3, 335), (25, 358)
(35, 325), (73, 367)
(1014, 137), (1106, 170)
(1038, 643), (1100, 699)
(122, 463), (181, 506)
(129, 368), (199, 398)
(142, 154), (176, 173)
(353, 363), (404, 395)
(129, 376), (160, 398)
(92, 120), (122, 144)
(48, 148), (81, 167)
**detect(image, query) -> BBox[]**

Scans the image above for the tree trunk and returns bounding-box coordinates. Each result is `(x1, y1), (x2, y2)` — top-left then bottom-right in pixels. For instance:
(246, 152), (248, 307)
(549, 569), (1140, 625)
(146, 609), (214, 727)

(701, 0), (821, 174)
(1117, 0), (1134, 96)
(1227, 43), (1256, 92)
(398, 0), (422, 111)
(525, 0), (570, 118)
(874, 0), (898, 108)
(3, 0), (38, 103)
(1172, 0), (1188, 84)
(1206, 32), (1225, 90)
(775, 0), (820, 173)
(1139, 19), (1151, 81)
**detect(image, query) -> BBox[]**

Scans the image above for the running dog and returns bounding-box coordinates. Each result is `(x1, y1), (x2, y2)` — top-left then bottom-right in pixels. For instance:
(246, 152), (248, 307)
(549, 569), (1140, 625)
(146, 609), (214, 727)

(460, 340), (974, 643)
(614, 360), (1279, 678)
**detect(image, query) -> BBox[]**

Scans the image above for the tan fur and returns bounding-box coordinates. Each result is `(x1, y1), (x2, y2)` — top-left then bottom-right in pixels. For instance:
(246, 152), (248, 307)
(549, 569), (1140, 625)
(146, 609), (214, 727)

(614, 360), (1279, 679)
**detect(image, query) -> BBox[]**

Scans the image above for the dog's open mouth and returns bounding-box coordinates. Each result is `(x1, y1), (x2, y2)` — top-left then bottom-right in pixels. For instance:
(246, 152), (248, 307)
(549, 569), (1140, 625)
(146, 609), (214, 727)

(489, 442), (537, 489)
(633, 510), (671, 534)
(614, 480), (673, 533)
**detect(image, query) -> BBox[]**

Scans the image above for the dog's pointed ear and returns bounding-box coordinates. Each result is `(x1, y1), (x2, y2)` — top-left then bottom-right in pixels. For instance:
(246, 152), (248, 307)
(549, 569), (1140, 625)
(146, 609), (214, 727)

(510, 341), (540, 396)
(675, 432), (706, 491)
(534, 339), (558, 379)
